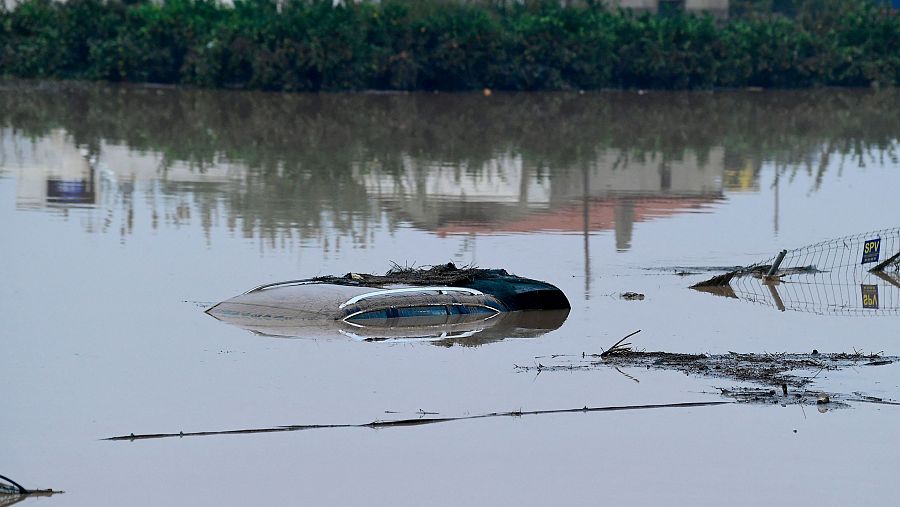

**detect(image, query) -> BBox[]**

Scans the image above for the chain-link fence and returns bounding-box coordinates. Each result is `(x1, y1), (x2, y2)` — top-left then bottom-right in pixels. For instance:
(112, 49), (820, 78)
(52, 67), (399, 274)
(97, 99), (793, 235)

(693, 227), (900, 316)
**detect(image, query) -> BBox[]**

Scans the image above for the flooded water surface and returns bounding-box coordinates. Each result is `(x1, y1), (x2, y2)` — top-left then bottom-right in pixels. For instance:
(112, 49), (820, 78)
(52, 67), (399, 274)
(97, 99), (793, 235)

(2, 82), (900, 505)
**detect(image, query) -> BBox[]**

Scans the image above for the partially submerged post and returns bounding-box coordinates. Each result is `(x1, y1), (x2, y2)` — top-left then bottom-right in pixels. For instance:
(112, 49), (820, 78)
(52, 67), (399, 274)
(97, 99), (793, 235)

(766, 283), (786, 312)
(764, 249), (787, 282)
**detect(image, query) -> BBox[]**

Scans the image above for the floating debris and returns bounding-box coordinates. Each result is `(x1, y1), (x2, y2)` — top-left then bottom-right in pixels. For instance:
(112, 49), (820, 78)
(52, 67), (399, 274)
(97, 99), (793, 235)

(515, 333), (898, 407)
(716, 387), (849, 409)
(600, 329), (641, 357)
(517, 348), (893, 388)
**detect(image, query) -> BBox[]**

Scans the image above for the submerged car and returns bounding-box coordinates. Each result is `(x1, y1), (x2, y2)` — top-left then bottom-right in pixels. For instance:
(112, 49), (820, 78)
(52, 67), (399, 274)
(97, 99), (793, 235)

(205, 265), (570, 344)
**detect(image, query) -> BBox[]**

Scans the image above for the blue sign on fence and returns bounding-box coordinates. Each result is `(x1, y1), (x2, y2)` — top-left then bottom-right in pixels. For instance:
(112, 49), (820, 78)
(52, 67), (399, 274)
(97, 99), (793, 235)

(862, 238), (881, 264)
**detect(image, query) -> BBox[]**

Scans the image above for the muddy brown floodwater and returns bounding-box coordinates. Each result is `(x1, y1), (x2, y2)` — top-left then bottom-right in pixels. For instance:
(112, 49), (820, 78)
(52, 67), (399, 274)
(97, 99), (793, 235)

(2, 81), (900, 506)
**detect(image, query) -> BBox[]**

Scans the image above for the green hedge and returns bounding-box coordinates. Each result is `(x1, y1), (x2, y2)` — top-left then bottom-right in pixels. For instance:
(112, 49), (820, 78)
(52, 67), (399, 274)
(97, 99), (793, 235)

(1, 0), (898, 90)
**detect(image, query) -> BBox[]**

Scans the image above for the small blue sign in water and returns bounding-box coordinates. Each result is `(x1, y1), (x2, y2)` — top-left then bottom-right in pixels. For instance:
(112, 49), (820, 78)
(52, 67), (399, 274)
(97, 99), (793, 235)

(861, 238), (881, 264)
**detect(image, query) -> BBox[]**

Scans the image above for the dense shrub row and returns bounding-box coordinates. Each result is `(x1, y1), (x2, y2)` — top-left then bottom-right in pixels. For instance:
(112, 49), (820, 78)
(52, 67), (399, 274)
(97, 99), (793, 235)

(1, 0), (898, 90)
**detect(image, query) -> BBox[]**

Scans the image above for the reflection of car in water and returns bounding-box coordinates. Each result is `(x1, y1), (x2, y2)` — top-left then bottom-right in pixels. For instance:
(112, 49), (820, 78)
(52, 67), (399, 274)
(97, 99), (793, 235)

(206, 266), (570, 345)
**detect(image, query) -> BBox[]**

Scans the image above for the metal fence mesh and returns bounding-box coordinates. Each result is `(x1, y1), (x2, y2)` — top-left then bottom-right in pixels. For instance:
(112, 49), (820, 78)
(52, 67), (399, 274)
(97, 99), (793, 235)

(729, 269), (900, 317)
(696, 227), (900, 316)
(756, 227), (900, 276)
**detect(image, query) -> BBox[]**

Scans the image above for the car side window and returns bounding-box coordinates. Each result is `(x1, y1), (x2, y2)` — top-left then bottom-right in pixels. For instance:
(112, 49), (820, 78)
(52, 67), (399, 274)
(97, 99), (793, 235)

(448, 304), (496, 315)
(394, 306), (449, 318)
(347, 305), (495, 322)
(346, 309), (391, 321)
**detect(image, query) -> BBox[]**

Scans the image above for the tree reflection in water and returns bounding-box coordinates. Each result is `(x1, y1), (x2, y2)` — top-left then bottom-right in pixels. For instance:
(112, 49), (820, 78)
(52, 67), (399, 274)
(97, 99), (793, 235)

(1, 82), (897, 253)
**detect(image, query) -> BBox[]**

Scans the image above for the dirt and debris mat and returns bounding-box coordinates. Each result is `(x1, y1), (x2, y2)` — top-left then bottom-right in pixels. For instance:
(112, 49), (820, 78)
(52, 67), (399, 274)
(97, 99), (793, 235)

(515, 330), (899, 408)
(244, 263), (496, 293)
(313, 262), (487, 287)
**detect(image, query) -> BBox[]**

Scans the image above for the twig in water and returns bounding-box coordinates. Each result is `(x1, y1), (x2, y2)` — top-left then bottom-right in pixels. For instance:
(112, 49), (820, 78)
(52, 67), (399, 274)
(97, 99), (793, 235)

(614, 366), (640, 383)
(601, 329), (642, 357)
